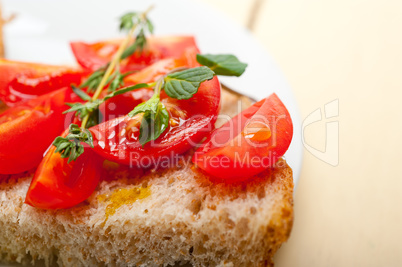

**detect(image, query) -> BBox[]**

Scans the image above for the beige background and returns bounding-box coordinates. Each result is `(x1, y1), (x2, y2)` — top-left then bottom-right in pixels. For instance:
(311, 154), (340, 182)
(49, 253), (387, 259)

(200, 0), (402, 266)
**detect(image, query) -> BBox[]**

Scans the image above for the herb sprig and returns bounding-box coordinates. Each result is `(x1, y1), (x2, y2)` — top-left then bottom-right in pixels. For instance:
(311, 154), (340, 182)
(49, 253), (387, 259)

(124, 55), (246, 146)
(196, 54), (247, 77)
(59, 52), (247, 153)
(54, 6), (248, 161)
(53, 124), (94, 163)
(53, 6), (154, 161)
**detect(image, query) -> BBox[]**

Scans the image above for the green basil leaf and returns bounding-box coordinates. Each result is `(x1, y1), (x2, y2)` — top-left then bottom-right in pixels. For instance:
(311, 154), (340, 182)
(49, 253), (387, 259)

(54, 139), (70, 153)
(122, 30), (147, 59)
(63, 103), (86, 114)
(119, 12), (139, 32)
(63, 100), (102, 116)
(71, 86), (92, 101)
(138, 103), (169, 146)
(69, 146), (77, 164)
(69, 123), (82, 134)
(128, 94), (159, 117)
(196, 54), (247, 77)
(108, 71), (125, 92)
(146, 18), (154, 34)
(52, 124), (94, 163)
(163, 66), (214, 100)
(80, 69), (105, 92)
(85, 109), (102, 129)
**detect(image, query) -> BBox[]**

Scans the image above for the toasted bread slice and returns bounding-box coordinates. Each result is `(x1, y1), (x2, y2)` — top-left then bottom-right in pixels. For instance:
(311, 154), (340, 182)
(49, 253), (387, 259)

(0, 90), (294, 267)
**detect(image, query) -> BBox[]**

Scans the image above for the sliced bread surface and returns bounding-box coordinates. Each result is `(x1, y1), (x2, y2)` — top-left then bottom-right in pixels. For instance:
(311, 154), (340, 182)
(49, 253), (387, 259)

(0, 89), (294, 267)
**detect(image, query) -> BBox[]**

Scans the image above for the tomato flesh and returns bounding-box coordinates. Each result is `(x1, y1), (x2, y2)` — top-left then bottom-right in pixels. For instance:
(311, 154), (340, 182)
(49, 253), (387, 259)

(0, 59), (85, 106)
(99, 88), (154, 122)
(70, 36), (200, 72)
(0, 87), (70, 174)
(25, 143), (101, 209)
(90, 76), (221, 165)
(192, 93), (293, 182)
(99, 52), (200, 123)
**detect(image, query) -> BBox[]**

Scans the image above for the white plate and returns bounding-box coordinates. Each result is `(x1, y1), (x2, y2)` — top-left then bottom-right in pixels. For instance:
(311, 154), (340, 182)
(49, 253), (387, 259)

(2, 0), (302, 185)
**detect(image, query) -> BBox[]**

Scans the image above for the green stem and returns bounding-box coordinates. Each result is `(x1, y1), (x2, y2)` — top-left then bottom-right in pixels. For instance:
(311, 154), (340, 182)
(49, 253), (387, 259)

(80, 5), (154, 129)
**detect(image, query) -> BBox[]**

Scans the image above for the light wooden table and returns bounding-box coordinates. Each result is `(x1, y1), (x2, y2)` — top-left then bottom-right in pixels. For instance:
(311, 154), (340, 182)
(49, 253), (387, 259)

(201, 0), (402, 266)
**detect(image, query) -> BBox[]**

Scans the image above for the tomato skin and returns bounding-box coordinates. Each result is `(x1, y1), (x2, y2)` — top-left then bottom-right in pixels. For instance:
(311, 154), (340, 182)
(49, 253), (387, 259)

(25, 143), (101, 210)
(0, 59), (85, 106)
(70, 41), (112, 72)
(5, 71), (84, 106)
(99, 52), (200, 123)
(0, 87), (70, 174)
(99, 88), (154, 122)
(70, 36), (200, 72)
(90, 76), (221, 165)
(192, 93), (293, 182)
(125, 57), (196, 84)
(0, 59), (64, 91)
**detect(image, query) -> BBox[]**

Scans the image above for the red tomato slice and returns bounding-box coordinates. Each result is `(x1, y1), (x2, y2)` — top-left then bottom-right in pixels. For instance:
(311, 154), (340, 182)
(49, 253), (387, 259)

(0, 87), (72, 174)
(70, 36), (200, 72)
(25, 142), (101, 210)
(99, 49), (200, 122)
(57, 53), (200, 137)
(90, 76), (221, 165)
(192, 93), (293, 182)
(0, 59), (85, 106)
(99, 88), (154, 123)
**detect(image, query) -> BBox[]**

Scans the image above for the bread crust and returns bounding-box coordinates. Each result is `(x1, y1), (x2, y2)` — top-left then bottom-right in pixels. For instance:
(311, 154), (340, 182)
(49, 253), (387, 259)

(0, 89), (294, 267)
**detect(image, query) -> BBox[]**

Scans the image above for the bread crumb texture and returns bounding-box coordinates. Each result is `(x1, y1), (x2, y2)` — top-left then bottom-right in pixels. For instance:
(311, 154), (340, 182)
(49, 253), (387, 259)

(0, 89), (294, 266)
(0, 157), (293, 267)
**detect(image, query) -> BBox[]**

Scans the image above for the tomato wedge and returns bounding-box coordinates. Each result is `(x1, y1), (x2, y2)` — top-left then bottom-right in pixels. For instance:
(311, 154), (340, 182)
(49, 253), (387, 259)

(70, 36), (200, 72)
(90, 76), (221, 165)
(25, 142), (101, 210)
(192, 93), (293, 182)
(0, 59), (85, 106)
(99, 88), (154, 123)
(0, 87), (72, 174)
(99, 49), (200, 122)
